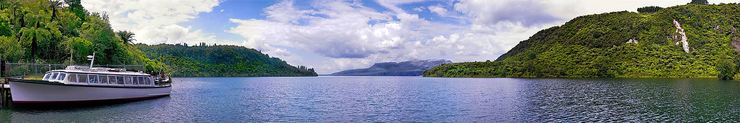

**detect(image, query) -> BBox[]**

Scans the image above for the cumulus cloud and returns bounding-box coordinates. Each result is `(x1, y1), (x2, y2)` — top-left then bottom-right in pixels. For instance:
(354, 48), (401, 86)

(227, 0), (536, 73)
(228, 0), (400, 59)
(427, 5), (448, 16)
(454, 0), (560, 27)
(82, 0), (220, 44)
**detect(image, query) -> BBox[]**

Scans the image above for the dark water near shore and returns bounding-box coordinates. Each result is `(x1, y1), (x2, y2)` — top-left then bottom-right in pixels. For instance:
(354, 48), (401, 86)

(1, 77), (739, 122)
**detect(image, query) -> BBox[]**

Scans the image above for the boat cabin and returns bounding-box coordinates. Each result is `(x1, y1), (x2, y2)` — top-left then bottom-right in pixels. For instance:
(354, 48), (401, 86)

(40, 66), (155, 87)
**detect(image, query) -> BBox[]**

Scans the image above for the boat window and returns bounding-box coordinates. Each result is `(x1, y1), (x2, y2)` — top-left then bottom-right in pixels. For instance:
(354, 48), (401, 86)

(137, 77), (145, 85)
(89, 74), (98, 83)
(106, 76), (116, 84)
(78, 74), (88, 83)
(57, 73), (66, 81)
(132, 76), (139, 85)
(109, 75), (117, 84)
(117, 76), (124, 84)
(124, 76), (133, 84)
(100, 75), (109, 84)
(144, 77), (151, 85)
(43, 73), (51, 80)
(50, 73), (59, 81)
(69, 73), (77, 82)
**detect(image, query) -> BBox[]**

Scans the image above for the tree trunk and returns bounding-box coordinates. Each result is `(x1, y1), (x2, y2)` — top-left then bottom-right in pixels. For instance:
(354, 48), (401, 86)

(1, 59), (5, 77)
(51, 8), (57, 22)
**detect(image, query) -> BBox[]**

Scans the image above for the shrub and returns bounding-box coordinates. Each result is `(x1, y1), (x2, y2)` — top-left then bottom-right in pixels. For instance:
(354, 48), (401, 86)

(638, 6), (663, 13)
(717, 59), (736, 80)
(689, 0), (708, 5)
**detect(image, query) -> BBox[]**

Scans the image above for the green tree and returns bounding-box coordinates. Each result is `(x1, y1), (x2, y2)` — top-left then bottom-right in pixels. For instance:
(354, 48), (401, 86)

(594, 56), (616, 78)
(63, 0), (85, 20)
(0, 10), (12, 36)
(637, 6), (663, 13)
(116, 31), (135, 44)
(0, 36), (24, 61)
(717, 59), (735, 80)
(689, 0), (708, 5)
(48, 0), (62, 21)
(19, 27), (51, 63)
(62, 37), (92, 63)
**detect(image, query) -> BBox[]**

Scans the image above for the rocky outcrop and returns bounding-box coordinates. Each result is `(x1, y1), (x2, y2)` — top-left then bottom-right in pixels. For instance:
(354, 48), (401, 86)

(732, 27), (740, 51)
(626, 38), (638, 44)
(673, 20), (690, 53)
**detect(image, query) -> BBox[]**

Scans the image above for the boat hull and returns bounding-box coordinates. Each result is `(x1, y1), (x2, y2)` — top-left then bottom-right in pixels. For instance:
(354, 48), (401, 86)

(9, 80), (171, 104)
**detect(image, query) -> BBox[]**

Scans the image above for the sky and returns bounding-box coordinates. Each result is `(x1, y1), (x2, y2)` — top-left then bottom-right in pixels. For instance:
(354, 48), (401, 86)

(81, 0), (740, 74)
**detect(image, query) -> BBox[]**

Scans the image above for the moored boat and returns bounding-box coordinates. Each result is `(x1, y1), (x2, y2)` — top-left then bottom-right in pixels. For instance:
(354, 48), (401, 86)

(9, 66), (171, 104)
(8, 54), (172, 104)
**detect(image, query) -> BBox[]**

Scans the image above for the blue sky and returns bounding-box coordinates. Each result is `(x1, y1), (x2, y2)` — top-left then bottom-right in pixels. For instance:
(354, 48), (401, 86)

(82, 0), (739, 73)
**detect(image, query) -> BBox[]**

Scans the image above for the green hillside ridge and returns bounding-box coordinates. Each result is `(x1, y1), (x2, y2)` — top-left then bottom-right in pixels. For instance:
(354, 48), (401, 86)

(136, 44), (318, 77)
(424, 3), (740, 79)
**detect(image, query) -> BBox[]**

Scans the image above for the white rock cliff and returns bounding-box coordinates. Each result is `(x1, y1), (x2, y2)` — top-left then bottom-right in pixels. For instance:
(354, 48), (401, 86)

(673, 19), (690, 53)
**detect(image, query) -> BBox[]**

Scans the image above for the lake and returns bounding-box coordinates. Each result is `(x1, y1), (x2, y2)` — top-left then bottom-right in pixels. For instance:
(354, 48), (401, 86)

(1, 76), (738, 122)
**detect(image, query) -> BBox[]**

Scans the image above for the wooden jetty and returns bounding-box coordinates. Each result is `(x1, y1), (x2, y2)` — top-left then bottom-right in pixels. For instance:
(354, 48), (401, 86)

(1, 78), (10, 108)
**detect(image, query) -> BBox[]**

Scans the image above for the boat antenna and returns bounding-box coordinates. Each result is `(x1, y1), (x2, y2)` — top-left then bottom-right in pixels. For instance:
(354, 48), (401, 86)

(87, 52), (96, 68)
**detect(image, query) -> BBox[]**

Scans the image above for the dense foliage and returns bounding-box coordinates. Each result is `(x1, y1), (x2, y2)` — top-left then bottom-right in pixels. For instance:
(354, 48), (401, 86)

(424, 3), (740, 79)
(136, 44), (317, 77)
(717, 59), (735, 80)
(638, 6), (663, 13)
(0, 0), (167, 73)
(690, 0), (709, 5)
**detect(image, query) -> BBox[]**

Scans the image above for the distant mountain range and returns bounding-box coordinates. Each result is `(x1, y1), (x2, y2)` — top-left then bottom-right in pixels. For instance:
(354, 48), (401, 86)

(330, 59), (452, 76)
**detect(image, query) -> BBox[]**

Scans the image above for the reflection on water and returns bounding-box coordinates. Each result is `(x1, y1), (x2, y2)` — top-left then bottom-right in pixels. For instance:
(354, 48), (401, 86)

(1, 77), (738, 122)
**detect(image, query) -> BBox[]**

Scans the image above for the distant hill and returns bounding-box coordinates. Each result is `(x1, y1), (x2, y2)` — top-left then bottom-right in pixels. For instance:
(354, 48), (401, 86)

(136, 44), (317, 77)
(331, 59), (451, 76)
(424, 3), (740, 79)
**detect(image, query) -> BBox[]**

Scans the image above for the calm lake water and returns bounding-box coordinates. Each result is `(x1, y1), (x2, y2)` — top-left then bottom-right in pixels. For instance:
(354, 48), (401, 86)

(1, 76), (739, 122)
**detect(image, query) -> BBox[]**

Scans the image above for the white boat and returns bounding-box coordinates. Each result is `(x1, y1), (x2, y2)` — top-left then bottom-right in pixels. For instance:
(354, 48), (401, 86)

(9, 66), (171, 104)
(8, 53), (171, 104)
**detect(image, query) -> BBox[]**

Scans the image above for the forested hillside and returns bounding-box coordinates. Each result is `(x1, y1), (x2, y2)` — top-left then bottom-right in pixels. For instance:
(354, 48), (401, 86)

(136, 44), (317, 77)
(424, 3), (740, 79)
(0, 0), (167, 73)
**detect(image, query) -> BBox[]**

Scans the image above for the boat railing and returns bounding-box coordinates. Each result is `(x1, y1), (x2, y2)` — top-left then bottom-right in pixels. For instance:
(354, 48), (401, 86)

(0, 62), (145, 79)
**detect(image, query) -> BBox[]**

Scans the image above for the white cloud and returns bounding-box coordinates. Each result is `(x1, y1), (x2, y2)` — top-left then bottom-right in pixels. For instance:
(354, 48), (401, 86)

(227, 0), (525, 73)
(413, 7), (424, 12)
(375, 0), (425, 14)
(82, 0), (220, 44)
(454, 0), (559, 27)
(427, 5), (448, 16)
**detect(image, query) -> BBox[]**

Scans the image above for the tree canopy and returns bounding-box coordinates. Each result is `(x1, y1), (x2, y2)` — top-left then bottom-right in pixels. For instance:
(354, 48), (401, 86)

(689, 0), (709, 5)
(637, 6), (663, 13)
(136, 44), (317, 77)
(0, 0), (166, 73)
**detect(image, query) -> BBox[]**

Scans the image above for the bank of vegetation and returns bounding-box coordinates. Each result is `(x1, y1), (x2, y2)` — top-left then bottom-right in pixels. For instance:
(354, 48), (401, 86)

(136, 44), (317, 77)
(424, 2), (740, 80)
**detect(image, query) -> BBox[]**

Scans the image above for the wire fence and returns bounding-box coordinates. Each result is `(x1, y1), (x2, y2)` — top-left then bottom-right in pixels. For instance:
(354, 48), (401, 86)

(1, 62), (145, 78)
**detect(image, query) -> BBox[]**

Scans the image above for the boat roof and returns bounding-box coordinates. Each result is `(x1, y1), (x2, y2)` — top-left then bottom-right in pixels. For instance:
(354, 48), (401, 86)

(47, 66), (150, 76)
